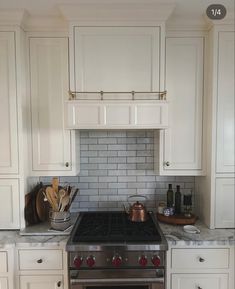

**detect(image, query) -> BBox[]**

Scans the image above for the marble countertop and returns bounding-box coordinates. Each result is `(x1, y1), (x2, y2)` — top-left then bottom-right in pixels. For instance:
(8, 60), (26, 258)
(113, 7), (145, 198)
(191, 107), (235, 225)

(0, 219), (234, 249)
(159, 220), (235, 246)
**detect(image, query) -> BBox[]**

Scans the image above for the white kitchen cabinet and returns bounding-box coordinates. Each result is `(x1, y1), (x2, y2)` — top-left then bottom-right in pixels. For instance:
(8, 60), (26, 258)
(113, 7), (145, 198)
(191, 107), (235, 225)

(0, 32), (18, 175)
(171, 274), (228, 289)
(17, 248), (68, 289)
(0, 179), (20, 229)
(216, 32), (234, 173)
(73, 26), (160, 92)
(65, 100), (168, 129)
(0, 249), (14, 289)
(158, 36), (204, 175)
(29, 37), (78, 175)
(196, 26), (234, 229)
(167, 246), (234, 289)
(0, 278), (8, 289)
(20, 275), (63, 289)
(215, 178), (235, 228)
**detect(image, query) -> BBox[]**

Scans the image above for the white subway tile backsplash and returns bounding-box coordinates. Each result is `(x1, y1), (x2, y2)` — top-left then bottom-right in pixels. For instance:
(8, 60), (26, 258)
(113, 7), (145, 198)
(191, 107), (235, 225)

(34, 130), (195, 212)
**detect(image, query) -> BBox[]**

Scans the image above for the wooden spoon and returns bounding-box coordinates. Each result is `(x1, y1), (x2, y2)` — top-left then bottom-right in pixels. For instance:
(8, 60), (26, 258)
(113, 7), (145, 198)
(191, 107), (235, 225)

(46, 186), (58, 211)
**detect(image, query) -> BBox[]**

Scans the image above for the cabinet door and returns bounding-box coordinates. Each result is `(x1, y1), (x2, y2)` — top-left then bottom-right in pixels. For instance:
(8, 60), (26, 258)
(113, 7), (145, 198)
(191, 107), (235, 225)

(20, 276), (63, 289)
(162, 37), (204, 175)
(216, 32), (234, 173)
(0, 32), (18, 174)
(74, 27), (160, 92)
(0, 278), (8, 289)
(0, 179), (20, 229)
(215, 178), (235, 228)
(172, 274), (228, 289)
(29, 38), (72, 173)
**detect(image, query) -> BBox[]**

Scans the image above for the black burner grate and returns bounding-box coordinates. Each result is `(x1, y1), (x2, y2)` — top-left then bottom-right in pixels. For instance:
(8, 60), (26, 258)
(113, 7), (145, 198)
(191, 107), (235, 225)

(73, 212), (161, 243)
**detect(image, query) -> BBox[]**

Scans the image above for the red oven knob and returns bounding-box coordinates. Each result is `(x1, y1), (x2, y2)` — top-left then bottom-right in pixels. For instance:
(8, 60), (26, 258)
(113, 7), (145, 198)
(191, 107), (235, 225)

(73, 256), (83, 268)
(86, 256), (95, 267)
(152, 255), (161, 267)
(112, 255), (122, 267)
(139, 255), (148, 267)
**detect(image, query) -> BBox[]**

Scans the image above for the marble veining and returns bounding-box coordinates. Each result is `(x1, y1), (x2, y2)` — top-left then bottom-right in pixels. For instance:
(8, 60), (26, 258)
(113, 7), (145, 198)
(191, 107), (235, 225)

(159, 220), (235, 246)
(0, 220), (234, 249)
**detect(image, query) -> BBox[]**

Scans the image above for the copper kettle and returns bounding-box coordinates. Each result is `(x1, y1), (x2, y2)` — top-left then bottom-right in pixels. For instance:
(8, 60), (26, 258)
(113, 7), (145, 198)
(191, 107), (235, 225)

(124, 195), (148, 222)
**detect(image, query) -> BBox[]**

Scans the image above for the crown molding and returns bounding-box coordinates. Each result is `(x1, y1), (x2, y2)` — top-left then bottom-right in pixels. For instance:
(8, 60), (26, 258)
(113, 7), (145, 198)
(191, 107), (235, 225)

(0, 9), (28, 27)
(59, 3), (176, 22)
(23, 16), (68, 32)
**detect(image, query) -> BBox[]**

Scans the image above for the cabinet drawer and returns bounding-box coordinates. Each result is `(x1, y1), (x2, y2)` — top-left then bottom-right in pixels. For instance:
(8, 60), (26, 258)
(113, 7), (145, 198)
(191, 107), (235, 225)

(172, 274), (228, 289)
(18, 249), (63, 270)
(171, 249), (229, 269)
(0, 252), (7, 273)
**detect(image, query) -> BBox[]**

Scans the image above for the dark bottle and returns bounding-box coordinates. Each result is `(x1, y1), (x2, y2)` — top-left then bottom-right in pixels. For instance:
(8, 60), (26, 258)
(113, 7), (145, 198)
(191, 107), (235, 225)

(175, 185), (181, 214)
(167, 184), (174, 207)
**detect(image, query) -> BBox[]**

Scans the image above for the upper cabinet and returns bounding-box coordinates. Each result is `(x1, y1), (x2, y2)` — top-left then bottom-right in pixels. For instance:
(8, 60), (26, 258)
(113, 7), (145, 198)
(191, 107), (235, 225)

(0, 32), (18, 175)
(157, 35), (204, 175)
(72, 26), (161, 92)
(216, 31), (234, 173)
(29, 37), (78, 176)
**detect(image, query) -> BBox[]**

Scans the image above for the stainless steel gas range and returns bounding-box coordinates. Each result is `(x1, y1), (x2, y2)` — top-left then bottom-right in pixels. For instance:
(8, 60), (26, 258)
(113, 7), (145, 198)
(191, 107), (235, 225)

(66, 211), (168, 289)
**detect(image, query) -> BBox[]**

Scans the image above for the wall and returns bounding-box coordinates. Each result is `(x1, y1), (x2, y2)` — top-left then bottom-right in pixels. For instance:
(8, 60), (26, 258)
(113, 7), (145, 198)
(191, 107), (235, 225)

(29, 130), (195, 212)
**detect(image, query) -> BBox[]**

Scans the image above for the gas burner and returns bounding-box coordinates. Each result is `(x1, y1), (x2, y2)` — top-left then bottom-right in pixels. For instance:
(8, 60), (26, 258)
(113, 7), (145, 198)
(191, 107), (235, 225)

(72, 211), (161, 243)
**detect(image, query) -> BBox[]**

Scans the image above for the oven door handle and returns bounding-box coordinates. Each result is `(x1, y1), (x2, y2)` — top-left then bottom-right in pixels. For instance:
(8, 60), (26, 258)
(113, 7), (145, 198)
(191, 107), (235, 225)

(71, 277), (164, 284)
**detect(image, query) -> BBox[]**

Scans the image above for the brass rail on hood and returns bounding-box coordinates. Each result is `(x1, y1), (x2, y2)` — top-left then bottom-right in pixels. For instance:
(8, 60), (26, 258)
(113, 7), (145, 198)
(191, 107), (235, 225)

(68, 90), (167, 101)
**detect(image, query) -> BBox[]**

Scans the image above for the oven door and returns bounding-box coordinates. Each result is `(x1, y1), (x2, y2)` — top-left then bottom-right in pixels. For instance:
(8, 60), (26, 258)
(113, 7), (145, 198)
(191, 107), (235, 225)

(70, 269), (164, 289)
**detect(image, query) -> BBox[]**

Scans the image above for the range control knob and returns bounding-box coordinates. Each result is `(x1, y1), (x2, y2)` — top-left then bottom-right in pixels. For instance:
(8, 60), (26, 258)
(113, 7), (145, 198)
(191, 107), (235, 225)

(152, 255), (161, 267)
(112, 255), (122, 267)
(73, 256), (83, 268)
(139, 255), (148, 267)
(86, 256), (95, 268)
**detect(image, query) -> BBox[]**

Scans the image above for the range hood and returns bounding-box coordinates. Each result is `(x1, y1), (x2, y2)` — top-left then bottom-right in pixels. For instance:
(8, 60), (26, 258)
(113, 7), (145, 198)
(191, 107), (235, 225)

(61, 4), (174, 130)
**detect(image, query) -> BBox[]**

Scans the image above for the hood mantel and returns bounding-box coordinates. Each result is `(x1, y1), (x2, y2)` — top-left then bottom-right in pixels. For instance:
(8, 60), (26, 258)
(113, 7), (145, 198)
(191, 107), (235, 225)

(59, 3), (176, 23)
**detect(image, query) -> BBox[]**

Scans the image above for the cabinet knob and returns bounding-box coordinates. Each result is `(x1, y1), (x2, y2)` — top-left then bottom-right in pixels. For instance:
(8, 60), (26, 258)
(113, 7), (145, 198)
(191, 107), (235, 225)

(199, 257), (205, 262)
(198, 286), (202, 289)
(65, 162), (69, 167)
(164, 161), (170, 167)
(57, 281), (62, 287)
(37, 259), (43, 264)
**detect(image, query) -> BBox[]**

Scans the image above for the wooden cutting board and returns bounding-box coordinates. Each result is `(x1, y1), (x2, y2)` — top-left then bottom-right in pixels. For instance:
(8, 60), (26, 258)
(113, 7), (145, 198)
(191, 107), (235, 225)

(36, 188), (50, 222)
(157, 213), (197, 225)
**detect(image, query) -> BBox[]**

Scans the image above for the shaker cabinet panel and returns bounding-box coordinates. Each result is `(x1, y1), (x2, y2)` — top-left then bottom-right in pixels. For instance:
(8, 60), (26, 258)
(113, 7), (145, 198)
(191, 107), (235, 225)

(0, 179), (20, 229)
(216, 32), (235, 173)
(73, 26), (160, 92)
(171, 274), (228, 289)
(0, 278), (8, 289)
(215, 178), (235, 228)
(162, 37), (204, 174)
(0, 32), (18, 174)
(20, 275), (64, 289)
(29, 37), (73, 173)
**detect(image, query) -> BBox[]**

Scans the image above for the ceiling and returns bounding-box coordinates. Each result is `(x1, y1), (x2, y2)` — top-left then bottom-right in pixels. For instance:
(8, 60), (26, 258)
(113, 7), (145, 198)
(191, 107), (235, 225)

(0, 0), (234, 20)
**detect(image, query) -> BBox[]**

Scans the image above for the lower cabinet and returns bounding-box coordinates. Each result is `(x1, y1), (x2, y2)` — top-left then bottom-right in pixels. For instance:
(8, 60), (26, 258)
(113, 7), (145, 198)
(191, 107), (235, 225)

(20, 275), (63, 289)
(17, 248), (68, 289)
(167, 247), (234, 289)
(0, 249), (14, 289)
(171, 274), (228, 289)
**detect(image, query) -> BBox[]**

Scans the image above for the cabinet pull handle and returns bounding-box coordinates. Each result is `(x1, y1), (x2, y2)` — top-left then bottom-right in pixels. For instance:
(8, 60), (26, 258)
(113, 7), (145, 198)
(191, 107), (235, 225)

(37, 258), (43, 264)
(199, 257), (205, 262)
(57, 281), (62, 287)
(65, 162), (69, 167)
(165, 161), (170, 167)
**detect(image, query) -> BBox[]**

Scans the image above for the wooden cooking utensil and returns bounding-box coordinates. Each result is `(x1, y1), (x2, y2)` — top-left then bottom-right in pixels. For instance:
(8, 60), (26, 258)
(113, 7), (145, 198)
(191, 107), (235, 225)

(46, 186), (59, 211)
(52, 177), (59, 194)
